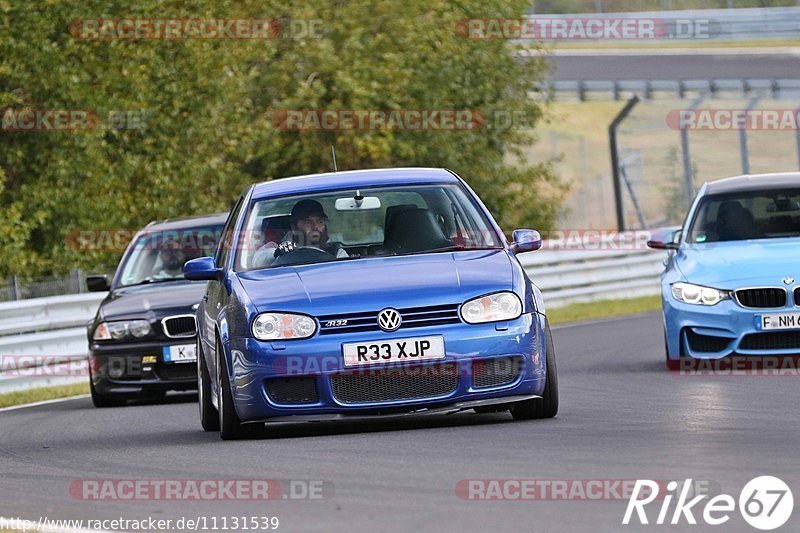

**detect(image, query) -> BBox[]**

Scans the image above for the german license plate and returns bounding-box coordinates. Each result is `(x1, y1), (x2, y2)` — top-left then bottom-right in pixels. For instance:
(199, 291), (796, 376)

(163, 344), (196, 363)
(342, 336), (445, 367)
(757, 312), (800, 331)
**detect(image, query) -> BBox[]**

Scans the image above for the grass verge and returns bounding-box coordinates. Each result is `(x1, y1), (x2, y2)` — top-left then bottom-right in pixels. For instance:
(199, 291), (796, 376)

(548, 294), (661, 325)
(0, 382), (89, 409)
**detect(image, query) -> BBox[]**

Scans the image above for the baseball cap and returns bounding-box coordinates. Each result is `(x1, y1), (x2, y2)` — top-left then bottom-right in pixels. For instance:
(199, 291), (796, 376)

(291, 199), (328, 221)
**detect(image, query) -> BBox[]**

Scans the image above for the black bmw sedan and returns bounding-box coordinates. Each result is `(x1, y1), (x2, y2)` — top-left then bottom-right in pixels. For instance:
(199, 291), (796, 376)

(85, 213), (226, 407)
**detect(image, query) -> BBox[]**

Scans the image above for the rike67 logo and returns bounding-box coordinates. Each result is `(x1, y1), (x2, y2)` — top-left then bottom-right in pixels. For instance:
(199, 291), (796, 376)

(623, 476), (793, 530)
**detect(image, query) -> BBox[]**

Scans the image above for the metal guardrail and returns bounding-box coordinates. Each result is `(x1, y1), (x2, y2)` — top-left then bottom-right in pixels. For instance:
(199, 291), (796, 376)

(0, 249), (667, 392)
(519, 247), (665, 307)
(0, 293), (104, 393)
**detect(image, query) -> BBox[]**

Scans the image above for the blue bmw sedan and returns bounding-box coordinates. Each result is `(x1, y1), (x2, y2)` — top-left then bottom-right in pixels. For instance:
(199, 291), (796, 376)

(648, 172), (800, 370)
(185, 168), (557, 439)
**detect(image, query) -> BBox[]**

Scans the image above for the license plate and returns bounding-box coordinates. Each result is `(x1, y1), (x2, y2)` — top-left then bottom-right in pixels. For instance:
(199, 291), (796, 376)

(162, 344), (196, 363)
(342, 336), (445, 367)
(757, 312), (800, 331)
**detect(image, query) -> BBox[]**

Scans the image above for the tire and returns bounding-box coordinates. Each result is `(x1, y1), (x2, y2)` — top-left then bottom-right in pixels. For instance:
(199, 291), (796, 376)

(511, 318), (559, 420)
(89, 376), (126, 408)
(216, 337), (264, 440)
(198, 338), (219, 431)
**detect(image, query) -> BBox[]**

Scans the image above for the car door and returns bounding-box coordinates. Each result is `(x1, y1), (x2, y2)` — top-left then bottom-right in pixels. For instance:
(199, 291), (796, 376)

(204, 195), (245, 388)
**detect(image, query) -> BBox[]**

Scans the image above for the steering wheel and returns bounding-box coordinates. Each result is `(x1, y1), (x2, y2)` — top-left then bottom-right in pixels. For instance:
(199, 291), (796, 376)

(272, 246), (334, 267)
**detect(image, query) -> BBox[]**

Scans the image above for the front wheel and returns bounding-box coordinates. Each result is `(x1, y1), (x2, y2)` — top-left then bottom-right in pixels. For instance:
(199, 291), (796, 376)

(216, 338), (265, 440)
(511, 317), (559, 420)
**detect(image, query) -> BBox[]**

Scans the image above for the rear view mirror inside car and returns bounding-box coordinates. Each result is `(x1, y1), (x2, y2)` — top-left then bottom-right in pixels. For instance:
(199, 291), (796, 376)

(767, 196), (800, 212)
(335, 196), (381, 211)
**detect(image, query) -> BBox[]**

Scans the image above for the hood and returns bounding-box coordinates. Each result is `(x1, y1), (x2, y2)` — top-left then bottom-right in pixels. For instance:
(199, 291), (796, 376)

(676, 238), (799, 288)
(101, 280), (206, 320)
(236, 250), (515, 314)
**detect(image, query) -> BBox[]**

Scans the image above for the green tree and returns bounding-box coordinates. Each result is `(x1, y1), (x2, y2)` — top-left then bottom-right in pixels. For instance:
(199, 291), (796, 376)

(0, 0), (564, 277)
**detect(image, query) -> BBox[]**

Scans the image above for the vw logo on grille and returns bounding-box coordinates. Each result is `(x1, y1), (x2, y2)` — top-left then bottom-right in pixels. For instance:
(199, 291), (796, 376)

(783, 277), (795, 285)
(377, 308), (402, 332)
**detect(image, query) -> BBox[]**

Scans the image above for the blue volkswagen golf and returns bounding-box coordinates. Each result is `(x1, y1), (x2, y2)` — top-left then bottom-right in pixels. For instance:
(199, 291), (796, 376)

(648, 172), (800, 370)
(185, 168), (557, 439)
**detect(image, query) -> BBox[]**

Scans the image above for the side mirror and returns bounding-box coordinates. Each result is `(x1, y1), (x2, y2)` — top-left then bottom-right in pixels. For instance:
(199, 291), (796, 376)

(184, 257), (220, 281)
(646, 240), (679, 250)
(86, 275), (110, 292)
(647, 226), (681, 251)
(510, 229), (542, 254)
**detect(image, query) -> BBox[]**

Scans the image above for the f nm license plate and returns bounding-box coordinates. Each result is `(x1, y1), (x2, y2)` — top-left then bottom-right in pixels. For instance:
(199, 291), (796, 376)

(163, 344), (196, 363)
(342, 336), (445, 367)
(757, 312), (800, 331)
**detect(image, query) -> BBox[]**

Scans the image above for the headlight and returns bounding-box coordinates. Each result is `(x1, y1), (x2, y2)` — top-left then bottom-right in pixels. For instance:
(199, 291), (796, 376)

(460, 292), (523, 324)
(671, 282), (730, 306)
(252, 312), (317, 340)
(93, 320), (152, 340)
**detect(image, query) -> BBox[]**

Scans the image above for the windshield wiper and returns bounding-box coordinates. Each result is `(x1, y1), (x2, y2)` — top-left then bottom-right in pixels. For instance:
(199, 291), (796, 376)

(394, 245), (503, 256)
(126, 277), (183, 287)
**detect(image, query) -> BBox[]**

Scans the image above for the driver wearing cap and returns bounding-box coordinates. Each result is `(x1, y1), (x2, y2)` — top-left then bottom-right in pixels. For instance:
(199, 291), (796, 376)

(253, 199), (348, 267)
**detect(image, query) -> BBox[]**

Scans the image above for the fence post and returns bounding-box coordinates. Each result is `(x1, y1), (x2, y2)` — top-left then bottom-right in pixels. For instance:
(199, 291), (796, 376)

(70, 268), (84, 294)
(608, 95), (640, 231)
(7, 275), (20, 301)
(739, 97), (761, 175)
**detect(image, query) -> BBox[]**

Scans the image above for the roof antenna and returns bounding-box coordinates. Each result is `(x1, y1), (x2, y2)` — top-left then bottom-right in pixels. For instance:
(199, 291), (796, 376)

(330, 146), (338, 172)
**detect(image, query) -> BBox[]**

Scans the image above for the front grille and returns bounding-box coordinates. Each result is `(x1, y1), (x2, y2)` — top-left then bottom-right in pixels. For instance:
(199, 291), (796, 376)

(330, 363), (458, 404)
(265, 377), (319, 405)
(740, 332), (800, 351)
(472, 357), (523, 388)
(795, 288), (800, 306)
(162, 315), (197, 338)
(686, 330), (731, 353)
(735, 288), (787, 309)
(318, 304), (461, 335)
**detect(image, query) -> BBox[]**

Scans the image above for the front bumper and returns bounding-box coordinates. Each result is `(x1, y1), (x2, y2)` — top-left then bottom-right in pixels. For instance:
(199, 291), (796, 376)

(226, 313), (547, 423)
(89, 339), (197, 396)
(664, 294), (800, 360)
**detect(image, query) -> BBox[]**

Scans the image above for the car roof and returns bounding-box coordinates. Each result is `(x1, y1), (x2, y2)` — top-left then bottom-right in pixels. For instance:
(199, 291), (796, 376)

(705, 172), (800, 195)
(250, 168), (459, 199)
(143, 212), (228, 232)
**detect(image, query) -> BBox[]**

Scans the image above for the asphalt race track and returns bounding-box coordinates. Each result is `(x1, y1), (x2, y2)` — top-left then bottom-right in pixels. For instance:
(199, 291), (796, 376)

(1, 313), (798, 533)
(549, 49), (800, 81)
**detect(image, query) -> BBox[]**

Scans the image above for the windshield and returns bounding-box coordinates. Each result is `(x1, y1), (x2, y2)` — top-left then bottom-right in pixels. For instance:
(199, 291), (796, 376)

(235, 183), (503, 271)
(117, 224), (224, 287)
(688, 188), (800, 243)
